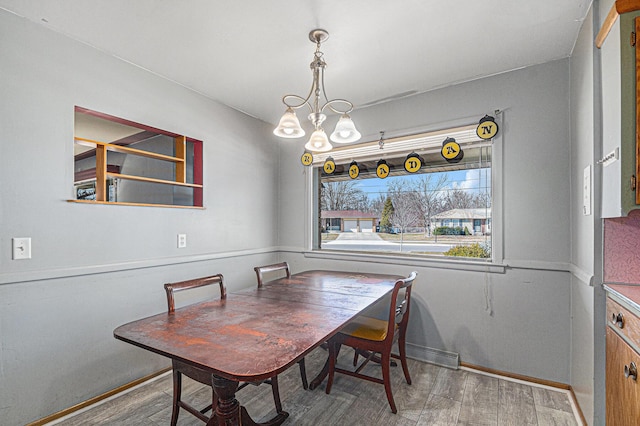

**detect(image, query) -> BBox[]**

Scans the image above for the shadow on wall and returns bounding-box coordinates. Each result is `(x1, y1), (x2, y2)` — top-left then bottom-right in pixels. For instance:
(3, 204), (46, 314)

(408, 292), (493, 369)
(451, 326), (491, 368)
(407, 294), (446, 351)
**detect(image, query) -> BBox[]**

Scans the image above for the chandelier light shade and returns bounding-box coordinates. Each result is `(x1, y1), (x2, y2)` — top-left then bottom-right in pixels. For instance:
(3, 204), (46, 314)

(273, 107), (305, 138)
(274, 29), (361, 152)
(330, 114), (361, 143)
(304, 128), (332, 152)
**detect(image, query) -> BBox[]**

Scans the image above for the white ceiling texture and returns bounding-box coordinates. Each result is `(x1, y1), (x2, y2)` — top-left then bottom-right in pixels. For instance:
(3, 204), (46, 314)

(1, 1), (592, 130)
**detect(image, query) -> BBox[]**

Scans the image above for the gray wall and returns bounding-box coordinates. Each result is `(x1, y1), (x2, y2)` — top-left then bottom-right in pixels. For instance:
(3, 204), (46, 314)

(0, 11), (280, 425)
(279, 63), (572, 266)
(0, 5), (605, 426)
(569, 4), (598, 425)
(279, 58), (573, 380)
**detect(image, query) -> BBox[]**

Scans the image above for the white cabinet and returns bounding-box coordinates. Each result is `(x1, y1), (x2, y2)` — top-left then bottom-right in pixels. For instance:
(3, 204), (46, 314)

(599, 3), (640, 217)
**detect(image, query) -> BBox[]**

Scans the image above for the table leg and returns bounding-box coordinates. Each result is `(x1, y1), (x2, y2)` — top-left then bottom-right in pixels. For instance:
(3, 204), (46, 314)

(309, 345), (334, 390)
(209, 375), (289, 426)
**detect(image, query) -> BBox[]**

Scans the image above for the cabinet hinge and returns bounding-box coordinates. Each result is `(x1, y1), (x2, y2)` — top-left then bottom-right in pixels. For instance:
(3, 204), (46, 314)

(632, 175), (637, 191)
(632, 31), (637, 47)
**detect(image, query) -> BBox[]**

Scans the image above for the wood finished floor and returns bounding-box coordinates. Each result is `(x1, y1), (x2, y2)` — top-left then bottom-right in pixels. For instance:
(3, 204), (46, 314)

(50, 348), (580, 426)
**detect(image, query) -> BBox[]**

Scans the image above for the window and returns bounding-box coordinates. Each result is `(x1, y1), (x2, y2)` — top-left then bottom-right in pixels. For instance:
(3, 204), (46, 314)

(313, 123), (492, 260)
(72, 107), (203, 208)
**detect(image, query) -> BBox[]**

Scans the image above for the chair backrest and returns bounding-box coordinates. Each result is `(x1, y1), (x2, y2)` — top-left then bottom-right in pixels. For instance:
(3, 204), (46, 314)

(386, 271), (417, 337)
(164, 274), (226, 313)
(254, 262), (291, 288)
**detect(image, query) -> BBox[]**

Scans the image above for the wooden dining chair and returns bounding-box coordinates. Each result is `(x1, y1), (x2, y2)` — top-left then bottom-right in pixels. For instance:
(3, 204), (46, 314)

(164, 274), (225, 425)
(254, 262), (309, 390)
(324, 271), (418, 414)
(164, 274), (283, 426)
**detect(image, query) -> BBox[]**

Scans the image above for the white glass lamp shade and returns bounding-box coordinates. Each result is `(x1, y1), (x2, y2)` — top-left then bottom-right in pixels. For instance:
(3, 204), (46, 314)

(273, 107), (305, 138)
(304, 128), (333, 152)
(330, 114), (361, 143)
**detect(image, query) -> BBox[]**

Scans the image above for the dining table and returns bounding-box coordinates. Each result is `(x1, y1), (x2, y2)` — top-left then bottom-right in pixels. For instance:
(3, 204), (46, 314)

(113, 269), (403, 426)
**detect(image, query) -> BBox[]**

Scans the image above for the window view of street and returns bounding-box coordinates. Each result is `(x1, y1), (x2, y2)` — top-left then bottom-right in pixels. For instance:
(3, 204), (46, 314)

(319, 147), (491, 260)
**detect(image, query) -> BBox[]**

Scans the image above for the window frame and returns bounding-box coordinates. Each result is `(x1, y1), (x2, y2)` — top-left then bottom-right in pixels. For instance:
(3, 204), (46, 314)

(303, 116), (505, 273)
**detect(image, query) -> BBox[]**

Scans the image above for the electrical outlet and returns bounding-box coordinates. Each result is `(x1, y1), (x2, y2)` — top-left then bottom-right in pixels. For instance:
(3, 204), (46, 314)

(12, 237), (31, 260)
(177, 234), (187, 248)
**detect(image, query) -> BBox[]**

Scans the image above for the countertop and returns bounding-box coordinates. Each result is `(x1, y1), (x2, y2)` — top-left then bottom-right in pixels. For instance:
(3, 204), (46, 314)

(604, 283), (640, 314)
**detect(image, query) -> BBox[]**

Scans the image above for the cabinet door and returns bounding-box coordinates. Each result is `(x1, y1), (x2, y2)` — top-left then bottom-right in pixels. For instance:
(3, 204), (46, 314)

(601, 3), (623, 218)
(600, 8), (640, 217)
(635, 16), (640, 205)
(606, 327), (640, 425)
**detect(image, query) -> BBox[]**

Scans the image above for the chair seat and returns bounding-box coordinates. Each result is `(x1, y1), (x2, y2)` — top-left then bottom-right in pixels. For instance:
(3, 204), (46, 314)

(341, 316), (389, 341)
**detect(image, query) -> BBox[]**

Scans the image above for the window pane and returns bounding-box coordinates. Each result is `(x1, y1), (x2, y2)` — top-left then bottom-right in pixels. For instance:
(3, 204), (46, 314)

(318, 145), (491, 260)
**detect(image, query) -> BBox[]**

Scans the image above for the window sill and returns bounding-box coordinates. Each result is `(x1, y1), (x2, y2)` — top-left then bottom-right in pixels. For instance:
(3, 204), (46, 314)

(303, 249), (506, 274)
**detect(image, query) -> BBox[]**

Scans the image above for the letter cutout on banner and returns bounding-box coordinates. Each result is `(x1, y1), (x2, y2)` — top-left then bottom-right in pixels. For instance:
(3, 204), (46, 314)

(476, 115), (499, 140)
(404, 152), (423, 173)
(301, 151), (313, 166)
(323, 157), (336, 174)
(376, 159), (390, 179)
(349, 161), (360, 179)
(441, 137), (464, 163)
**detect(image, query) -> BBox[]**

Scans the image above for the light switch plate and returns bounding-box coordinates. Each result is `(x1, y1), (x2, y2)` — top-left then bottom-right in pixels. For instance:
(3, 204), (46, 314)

(12, 237), (31, 260)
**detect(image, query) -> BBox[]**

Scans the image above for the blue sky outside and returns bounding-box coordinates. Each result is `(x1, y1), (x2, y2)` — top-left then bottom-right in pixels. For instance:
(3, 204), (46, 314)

(350, 168), (492, 202)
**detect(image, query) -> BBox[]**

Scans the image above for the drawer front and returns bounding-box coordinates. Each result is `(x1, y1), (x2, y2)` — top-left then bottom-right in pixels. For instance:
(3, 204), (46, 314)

(607, 297), (640, 349)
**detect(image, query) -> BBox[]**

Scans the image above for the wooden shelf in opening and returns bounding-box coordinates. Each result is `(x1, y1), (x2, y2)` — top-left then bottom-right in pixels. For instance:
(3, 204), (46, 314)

(106, 172), (203, 188)
(75, 137), (185, 163)
(67, 199), (204, 209)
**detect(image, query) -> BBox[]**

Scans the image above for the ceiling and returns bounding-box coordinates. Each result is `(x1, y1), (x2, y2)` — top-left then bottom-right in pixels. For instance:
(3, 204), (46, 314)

(1, 1), (591, 128)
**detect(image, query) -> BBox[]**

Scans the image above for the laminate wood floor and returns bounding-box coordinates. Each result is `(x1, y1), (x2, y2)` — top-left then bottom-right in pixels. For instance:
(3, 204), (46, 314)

(49, 348), (580, 426)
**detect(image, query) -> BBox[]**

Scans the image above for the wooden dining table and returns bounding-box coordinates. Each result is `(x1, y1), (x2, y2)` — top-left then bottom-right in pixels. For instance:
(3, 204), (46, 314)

(113, 270), (403, 426)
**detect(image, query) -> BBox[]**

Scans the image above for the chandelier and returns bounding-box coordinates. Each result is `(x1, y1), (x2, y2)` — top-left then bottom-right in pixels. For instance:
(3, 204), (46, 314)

(273, 29), (361, 152)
